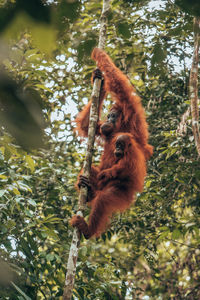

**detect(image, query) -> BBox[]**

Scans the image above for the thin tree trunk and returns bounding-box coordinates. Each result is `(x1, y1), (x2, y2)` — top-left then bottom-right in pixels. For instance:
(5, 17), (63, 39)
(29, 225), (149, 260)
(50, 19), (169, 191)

(190, 17), (200, 156)
(63, 1), (110, 299)
(177, 106), (191, 136)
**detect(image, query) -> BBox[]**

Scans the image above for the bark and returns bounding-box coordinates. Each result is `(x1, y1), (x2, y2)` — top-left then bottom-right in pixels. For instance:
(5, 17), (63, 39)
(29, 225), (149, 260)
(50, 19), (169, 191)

(63, 1), (110, 299)
(190, 17), (200, 156)
(177, 107), (191, 136)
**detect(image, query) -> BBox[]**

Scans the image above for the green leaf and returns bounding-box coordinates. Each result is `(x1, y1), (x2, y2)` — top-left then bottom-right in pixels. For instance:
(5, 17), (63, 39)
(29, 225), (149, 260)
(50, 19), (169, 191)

(17, 181), (32, 193)
(0, 189), (6, 197)
(166, 148), (177, 159)
(116, 22), (131, 38)
(80, 246), (87, 256)
(158, 230), (170, 240)
(11, 282), (32, 300)
(172, 229), (181, 239)
(41, 228), (59, 240)
(151, 42), (167, 65)
(35, 84), (54, 93)
(13, 188), (21, 195)
(7, 220), (16, 229)
(25, 155), (35, 173)
(25, 209), (33, 217)
(77, 36), (97, 61)
(46, 253), (55, 261)
(42, 215), (61, 224)
(28, 199), (36, 206)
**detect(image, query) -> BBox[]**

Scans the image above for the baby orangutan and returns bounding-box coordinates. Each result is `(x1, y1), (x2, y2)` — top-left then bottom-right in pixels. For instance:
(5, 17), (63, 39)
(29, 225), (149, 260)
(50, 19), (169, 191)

(70, 133), (146, 239)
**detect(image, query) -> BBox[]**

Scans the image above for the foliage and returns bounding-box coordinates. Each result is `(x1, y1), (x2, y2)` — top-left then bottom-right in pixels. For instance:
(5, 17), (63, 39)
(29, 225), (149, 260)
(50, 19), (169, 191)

(0, 0), (199, 299)
(175, 0), (200, 16)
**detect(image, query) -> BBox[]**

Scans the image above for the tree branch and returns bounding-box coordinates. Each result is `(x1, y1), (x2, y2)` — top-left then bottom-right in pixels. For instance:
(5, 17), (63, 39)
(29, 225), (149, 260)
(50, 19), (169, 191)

(190, 17), (200, 156)
(176, 106), (191, 136)
(63, 1), (111, 299)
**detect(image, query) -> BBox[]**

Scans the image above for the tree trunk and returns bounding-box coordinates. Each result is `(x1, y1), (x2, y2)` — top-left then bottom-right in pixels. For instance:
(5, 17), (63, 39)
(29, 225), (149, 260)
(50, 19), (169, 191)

(177, 106), (191, 136)
(190, 17), (200, 156)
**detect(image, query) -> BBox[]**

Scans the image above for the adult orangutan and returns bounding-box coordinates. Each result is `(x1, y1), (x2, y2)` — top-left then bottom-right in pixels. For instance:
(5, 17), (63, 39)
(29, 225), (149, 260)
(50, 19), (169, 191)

(70, 133), (146, 239)
(75, 48), (153, 160)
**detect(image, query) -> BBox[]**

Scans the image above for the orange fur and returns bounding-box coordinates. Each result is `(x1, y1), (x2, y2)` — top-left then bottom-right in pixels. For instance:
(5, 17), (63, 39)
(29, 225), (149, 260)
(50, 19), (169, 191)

(71, 49), (153, 238)
(75, 48), (153, 160)
(70, 133), (146, 239)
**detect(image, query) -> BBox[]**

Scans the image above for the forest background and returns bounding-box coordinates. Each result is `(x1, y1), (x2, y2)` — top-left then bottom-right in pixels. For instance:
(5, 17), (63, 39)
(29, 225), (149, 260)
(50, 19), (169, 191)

(0, 0), (200, 299)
